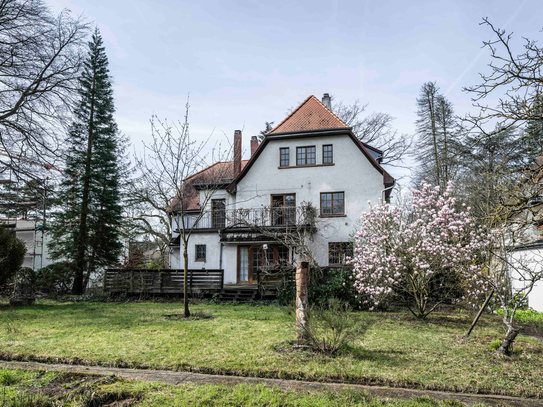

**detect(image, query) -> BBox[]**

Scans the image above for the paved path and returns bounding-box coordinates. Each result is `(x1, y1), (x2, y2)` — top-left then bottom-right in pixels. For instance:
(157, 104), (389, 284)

(1, 360), (541, 407)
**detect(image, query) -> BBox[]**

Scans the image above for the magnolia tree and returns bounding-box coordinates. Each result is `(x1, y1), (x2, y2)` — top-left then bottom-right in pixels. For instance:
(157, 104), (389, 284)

(349, 182), (492, 319)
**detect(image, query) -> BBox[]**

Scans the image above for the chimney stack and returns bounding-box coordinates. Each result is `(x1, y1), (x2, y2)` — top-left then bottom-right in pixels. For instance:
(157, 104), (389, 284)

(234, 130), (242, 177)
(322, 93), (331, 110)
(250, 136), (259, 157)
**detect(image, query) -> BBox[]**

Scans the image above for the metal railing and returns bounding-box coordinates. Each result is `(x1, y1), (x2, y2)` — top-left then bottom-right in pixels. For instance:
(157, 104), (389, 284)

(180, 205), (315, 230)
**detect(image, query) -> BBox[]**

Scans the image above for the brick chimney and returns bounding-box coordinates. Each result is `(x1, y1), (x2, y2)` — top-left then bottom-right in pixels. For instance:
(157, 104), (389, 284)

(234, 130), (242, 177)
(322, 93), (331, 110)
(250, 136), (259, 157)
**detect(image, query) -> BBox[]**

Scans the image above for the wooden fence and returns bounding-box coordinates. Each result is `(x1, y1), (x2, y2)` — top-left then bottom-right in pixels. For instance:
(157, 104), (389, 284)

(104, 269), (224, 294)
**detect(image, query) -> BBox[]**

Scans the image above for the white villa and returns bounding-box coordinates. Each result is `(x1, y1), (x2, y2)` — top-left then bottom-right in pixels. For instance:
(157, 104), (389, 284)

(169, 94), (394, 285)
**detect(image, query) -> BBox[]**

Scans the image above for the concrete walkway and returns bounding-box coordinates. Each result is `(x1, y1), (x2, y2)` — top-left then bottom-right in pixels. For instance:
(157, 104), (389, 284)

(0, 360), (541, 407)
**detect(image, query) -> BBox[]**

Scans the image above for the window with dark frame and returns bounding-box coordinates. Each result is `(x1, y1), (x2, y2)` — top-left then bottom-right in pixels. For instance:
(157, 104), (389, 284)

(211, 199), (226, 228)
(320, 192), (345, 215)
(296, 146), (316, 165)
(328, 242), (353, 266)
(323, 145), (333, 164)
(280, 147), (289, 167)
(195, 244), (206, 261)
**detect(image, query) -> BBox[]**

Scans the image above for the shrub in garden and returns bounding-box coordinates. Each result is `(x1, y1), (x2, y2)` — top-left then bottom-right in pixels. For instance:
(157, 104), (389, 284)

(35, 262), (75, 295)
(303, 297), (360, 354)
(349, 182), (492, 319)
(0, 224), (26, 289)
(308, 268), (360, 308)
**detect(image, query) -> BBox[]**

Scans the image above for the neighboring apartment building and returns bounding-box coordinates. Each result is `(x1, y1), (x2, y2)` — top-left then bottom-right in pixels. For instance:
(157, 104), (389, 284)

(1, 218), (52, 270)
(170, 94), (394, 285)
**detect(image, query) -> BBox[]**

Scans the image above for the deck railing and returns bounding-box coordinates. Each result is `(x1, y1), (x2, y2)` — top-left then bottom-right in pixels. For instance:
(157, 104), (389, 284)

(104, 269), (224, 294)
(181, 205), (315, 230)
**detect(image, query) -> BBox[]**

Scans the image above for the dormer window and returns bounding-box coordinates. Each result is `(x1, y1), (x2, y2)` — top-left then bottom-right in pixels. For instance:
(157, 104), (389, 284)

(323, 145), (333, 164)
(296, 146), (316, 165)
(280, 147), (289, 167)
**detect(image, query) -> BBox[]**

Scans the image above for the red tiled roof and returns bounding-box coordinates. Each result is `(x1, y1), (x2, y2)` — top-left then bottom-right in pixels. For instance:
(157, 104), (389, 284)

(268, 95), (349, 134)
(170, 160), (248, 212)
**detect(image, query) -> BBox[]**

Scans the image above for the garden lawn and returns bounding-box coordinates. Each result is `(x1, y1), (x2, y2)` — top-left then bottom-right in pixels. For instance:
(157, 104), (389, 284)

(0, 301), (542, 399)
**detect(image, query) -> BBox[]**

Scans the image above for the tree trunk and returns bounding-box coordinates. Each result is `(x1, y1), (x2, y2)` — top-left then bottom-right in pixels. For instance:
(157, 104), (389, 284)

(183, 244), (190, 318)
(296, 261), (309, 345)
(497, 326), (520, 356)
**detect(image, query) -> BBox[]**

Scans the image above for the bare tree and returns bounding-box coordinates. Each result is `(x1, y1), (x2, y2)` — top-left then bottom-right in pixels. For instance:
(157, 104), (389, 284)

(0, 0), (89, 180)
(486, 216), (543, 355)
(332, 99), (411, 166)
(413, 82), (462, 190)
(463, 18), (543, 146)
(132, 101), (230, 317)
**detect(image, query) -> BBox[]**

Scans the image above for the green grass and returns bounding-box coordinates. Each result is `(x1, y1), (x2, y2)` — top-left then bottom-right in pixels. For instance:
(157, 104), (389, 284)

(0, 368), (479, 406)
(0, 301), (542, 399)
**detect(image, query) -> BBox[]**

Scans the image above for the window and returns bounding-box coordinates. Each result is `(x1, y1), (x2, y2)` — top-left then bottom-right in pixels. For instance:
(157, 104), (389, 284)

(323, 145), (333, 164)
(211, 199), (226, 228)
(320, 192), (345, 215)
(296, 146), (316, 165)
(195, 244), (206, 261)
(280, 147), (289, 167)
(328, 242), (353, 266)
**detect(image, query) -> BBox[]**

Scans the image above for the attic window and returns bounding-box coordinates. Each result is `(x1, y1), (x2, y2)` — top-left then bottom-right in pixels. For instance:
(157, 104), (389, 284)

(296, 146), (316, 165)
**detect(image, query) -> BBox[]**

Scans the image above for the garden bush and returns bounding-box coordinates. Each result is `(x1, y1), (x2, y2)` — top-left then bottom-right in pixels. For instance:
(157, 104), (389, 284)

(0, 224), (26, 288)
(34, 262), (74, 295)
(302, 297), (365, 354)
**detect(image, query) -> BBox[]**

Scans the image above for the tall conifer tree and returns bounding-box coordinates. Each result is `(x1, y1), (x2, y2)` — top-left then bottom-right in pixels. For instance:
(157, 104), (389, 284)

(50, 29), (126, 294)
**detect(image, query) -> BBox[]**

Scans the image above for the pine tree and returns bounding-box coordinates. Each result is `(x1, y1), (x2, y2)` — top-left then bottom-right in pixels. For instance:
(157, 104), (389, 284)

(524, 96), (543, 164)
(458, 127), (525, 222)
(50, 29), (127, 294)
(414, 82), (461, 190)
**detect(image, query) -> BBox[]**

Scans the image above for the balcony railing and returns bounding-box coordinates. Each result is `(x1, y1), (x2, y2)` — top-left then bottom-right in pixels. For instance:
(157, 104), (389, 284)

(179, 205), (315, 230)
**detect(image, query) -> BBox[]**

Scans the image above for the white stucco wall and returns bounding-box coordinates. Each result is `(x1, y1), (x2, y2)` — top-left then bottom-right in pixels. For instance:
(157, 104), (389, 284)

(232, 134), (384, 266)
(510, 247), (543, 312)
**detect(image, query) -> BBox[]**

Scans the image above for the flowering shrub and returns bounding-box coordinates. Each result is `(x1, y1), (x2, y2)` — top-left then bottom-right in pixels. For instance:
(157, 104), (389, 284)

(349, 182), (492, 319)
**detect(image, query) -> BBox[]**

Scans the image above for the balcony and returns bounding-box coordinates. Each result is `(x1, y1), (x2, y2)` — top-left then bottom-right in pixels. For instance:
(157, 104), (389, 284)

(179, 205), (316, 231)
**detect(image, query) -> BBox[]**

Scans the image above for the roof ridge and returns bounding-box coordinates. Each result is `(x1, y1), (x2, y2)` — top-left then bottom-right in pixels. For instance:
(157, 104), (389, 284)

(269, 94), (349, 134)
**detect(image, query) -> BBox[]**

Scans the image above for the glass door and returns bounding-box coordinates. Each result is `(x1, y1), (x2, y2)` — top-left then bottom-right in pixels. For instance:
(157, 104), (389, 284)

(238, 246), (249, 283)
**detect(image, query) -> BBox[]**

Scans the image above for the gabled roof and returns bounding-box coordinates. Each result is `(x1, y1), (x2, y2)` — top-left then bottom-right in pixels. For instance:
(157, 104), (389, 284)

(269, 95), (349, 134)
(170, 160), (249, 212)
(227, 127), (394, 194)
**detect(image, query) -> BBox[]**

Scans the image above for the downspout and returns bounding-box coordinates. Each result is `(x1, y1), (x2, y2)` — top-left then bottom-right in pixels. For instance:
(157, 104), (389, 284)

(381, 185), (394, 204)
(218, 230), (224, 269)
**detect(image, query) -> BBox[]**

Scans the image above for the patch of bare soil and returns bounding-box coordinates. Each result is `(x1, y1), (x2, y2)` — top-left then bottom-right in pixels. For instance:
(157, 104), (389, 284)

(25, 372), (140, 407)
(163, 312), (213, 321)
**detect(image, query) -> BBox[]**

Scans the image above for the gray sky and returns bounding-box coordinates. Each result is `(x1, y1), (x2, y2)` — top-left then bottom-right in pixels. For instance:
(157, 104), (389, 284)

(49, 0), (542, 181)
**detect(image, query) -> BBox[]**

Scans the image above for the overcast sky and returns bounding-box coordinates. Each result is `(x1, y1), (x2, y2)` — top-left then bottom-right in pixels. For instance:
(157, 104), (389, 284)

(48, 0), (542, 182)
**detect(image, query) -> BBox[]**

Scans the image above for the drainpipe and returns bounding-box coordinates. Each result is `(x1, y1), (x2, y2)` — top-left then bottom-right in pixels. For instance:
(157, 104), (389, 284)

(381, 185), (394, 204)
(218, 230), (224, 270)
